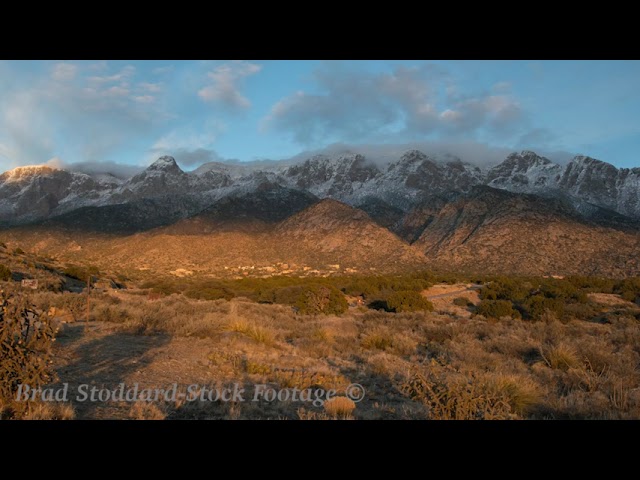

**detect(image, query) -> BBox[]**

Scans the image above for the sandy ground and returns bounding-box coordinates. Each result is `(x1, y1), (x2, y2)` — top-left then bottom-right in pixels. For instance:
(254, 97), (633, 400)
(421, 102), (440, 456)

(587, 293), (638, 308)
(421, 283), (481, 319)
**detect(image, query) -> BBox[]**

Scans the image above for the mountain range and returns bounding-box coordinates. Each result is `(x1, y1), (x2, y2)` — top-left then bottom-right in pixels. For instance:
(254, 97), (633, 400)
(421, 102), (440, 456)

(2, 149), (640, 277)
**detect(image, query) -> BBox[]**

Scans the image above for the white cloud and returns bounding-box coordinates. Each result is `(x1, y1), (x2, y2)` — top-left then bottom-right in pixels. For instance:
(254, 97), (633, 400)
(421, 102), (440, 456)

(133, 95), (155, 104)
(262, 62), (526, 147)
(45, 157), (64, 169)
(286, 140), (515, 168)
(88, 65), (135, 84)
(88, 61), (108, 71)
(0, 62), (168, 167)
(51, 62), (78, 81)
(152, 65), (174, 75)
(492, 81), (511, 93)
(139, 82), (162, 93)
(105, 85), (130, 97)
(198, 61), (261, 110)
(148, 120), (227, 166)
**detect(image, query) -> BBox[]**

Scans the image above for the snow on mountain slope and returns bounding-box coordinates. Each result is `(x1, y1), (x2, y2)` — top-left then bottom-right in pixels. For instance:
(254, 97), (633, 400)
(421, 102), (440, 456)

(486, 151), (640, 220)
(486, 151), (562, 191)
(282, 153), (381, 200)
(0, 150), (639, 227)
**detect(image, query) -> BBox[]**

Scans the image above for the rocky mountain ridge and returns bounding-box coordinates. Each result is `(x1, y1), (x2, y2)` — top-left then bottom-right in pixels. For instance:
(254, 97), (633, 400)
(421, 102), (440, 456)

(2, 150), (638, 229)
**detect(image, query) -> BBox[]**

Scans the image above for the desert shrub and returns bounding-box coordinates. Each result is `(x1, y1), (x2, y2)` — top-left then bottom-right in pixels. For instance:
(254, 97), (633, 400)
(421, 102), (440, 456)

(566, 276), (616, 293)
(272, 285), (305, 305)
(400, 366), (514, 420)
(140, 279), (181, 296)
(484, 375), (541, 416)
(338, 273), (432, 299)
(42, 277), (64, 293)
(614, 277), (640, 303)
(13, 247), (24, 255)
(227, 320), (275, 345)
(620, 290), (638, 303)
(453, 297), (472, 307)
(521, 295), (565, 321)
(296, 285), (348, 315)
(564, 302), (600, 321)
(540, 343), (580, 371)
(185, 286), (234, 301)
(0, 264), (11, 281)
(386, 291), (433, 313)
(63, 264), (99, 282)
(0, 291), (58, 419)
(39, 292), (87, 321)
(341, 278), (381, 298)
(481, 288), (498, 300)
(19, 401), (75, 420)
(475, 300), (520, 319)
(361, 327), (394, 351)
(540, 279), (588, 303)
(129, 401), (166, 420)
(481, 277), (529, 302)
(324, 396), (356, 419)
(258, 284), (347, 315)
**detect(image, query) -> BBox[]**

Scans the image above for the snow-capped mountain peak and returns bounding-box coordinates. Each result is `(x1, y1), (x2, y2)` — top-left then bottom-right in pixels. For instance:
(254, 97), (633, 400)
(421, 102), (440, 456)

(0, 150), (639, 227)
(147, 155), (183, 173)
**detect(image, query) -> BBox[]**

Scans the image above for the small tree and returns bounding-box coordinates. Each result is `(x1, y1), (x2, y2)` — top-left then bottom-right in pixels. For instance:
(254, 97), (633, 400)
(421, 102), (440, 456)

(386, 291), (434, 313)
(475, 300), (520, 320)
(522, 295), (564, 321)
(295, 285), (348, 315)
(0, 264), (11, 281)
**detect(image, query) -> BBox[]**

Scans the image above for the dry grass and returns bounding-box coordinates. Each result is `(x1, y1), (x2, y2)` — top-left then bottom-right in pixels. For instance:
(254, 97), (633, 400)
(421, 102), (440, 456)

(16, 286), (640, 420)
(540, 343), (581, 371)
(129, 401), (166, 420)
(226, 319), (276, 345)
(19, 401), (75, 420)
(324, 396), (356, 419)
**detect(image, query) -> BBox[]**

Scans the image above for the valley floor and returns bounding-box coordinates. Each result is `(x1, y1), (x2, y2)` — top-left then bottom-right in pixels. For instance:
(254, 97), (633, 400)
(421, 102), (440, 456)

(35, 289), (640, 420)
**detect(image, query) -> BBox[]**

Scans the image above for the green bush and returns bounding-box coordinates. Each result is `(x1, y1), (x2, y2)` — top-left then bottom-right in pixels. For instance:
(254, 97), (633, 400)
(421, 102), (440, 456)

(185, 287), (234, 301)
(521, 295), (565, 321)
(453, 297), (472, 307)
(63, 265), (99, 282)
(563, 302), (600, 321)
(540, 279), (587, 303)
(386, 291), (434, 313)
(475, 300), (520, 319)
(295, 284), (348, 315)
(259, 284), (348, 315)
(480, 278), (528, 302)
(614, 278), (640, 303)
(566, 276), (615, 293)
(0, 264), (11, 281)
(620, 290), (637, 303)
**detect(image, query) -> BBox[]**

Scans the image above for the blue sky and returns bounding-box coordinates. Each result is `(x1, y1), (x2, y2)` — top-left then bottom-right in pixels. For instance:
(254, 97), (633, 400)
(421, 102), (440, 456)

(0, 60), (638, 172)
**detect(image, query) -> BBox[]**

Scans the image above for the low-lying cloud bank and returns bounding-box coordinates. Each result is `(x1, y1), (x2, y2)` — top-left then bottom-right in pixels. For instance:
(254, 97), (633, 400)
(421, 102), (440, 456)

(10, 141), (579, 180)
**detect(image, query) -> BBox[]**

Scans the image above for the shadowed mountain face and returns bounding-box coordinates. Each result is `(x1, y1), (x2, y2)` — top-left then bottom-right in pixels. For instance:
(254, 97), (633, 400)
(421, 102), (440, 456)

(2, 198), (428, 276)
(2, 149), (640, 228)
(195, 182), (318, 226)
(411, 186), (640, 277)
(2, 150), (640, 277)
(40, 195), (207, 234)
